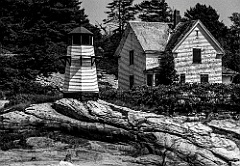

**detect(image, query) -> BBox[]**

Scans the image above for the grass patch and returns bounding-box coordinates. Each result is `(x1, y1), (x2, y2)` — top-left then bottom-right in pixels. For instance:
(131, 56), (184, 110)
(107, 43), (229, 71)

(5, 93), (63, 108)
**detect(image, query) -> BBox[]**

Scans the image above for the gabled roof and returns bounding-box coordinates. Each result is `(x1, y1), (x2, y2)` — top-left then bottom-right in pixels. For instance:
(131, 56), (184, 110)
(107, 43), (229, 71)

(167, 20), (225, 54)
(130, 21), (170, 51)
(114, 21), (170, 56)
(115, 20), (225, 57)
(165, 20), (197, 51)
(69, 27), (93, 35)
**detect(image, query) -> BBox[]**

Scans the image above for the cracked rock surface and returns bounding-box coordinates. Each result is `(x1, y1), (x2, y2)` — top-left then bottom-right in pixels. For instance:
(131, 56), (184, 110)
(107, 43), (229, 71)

(0, 98), (240, 166)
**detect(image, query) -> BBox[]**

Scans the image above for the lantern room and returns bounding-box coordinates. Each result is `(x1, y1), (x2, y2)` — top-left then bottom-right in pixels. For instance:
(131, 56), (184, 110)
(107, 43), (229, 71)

(68, 27), (93, 46)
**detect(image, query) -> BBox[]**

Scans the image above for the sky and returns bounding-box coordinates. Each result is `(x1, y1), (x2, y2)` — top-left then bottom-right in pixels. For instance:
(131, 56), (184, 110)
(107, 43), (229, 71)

(81, 0), (240, 27)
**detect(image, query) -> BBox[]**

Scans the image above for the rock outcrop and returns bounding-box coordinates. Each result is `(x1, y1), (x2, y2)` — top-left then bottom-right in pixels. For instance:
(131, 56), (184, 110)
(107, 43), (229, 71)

(0, 98), (240, 166)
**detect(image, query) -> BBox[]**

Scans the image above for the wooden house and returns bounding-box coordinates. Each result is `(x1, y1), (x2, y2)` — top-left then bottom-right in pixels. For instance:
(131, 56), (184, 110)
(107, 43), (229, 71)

(115, 20), (226, 90)
(61, 27), (99, 99)
(167, 20), (225, 84)
(114, 21), (170, 90)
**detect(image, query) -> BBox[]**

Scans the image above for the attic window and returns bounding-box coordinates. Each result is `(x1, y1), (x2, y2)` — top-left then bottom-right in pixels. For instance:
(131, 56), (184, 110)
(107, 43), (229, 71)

(195, 30), (199, 38)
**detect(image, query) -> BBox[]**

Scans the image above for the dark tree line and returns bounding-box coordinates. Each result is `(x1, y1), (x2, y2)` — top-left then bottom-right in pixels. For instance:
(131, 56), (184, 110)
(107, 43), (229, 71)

(0, 0), (102, 94)
(0, 0), (102, 76)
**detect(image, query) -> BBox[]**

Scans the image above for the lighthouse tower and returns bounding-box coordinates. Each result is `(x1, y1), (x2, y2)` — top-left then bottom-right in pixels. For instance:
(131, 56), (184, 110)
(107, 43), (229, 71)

(62, 27), (99, 99)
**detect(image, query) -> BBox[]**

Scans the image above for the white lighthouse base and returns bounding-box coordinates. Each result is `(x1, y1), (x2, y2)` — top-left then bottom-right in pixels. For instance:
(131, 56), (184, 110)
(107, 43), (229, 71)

(62, 45), (99, 101)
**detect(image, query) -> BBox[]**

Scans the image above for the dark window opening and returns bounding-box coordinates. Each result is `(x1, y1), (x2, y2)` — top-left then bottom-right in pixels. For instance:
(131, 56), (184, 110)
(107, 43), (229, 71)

(82, 34), (92, 45)
(193, 48), (201, 63)
(70, 34), (92, 45)
(195, 30), (199, 38)
(129, 75), (134, 89)
(180, 74), (185, 83)
(200, 74), (208, 83)
(129, 50), (134, 65)
(147, 74), (153, 86)
(155, 74), (161, 86)
(72, 34), (81, 45)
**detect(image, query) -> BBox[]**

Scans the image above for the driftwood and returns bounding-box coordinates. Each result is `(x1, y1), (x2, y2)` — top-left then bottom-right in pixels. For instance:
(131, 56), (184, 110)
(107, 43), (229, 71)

(0, 98), (240, 166)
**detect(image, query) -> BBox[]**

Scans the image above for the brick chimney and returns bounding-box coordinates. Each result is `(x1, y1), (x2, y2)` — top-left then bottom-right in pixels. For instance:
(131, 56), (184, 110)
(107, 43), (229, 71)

(173, 10), (181, 28)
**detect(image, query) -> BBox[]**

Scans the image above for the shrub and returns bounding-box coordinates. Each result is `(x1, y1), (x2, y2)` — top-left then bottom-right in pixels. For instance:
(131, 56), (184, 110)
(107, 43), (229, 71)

(6, 93), (63, 107)
(99, 83), (240, 116)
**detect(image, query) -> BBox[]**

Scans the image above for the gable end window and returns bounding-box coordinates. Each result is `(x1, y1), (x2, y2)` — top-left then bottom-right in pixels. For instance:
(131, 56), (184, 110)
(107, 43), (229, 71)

(193, 48), (201, 64)
(129, 50), (134, 65)
(180, 74), (186, 83)
(200, 74), (208, 83)
(129, 75), (134, 89)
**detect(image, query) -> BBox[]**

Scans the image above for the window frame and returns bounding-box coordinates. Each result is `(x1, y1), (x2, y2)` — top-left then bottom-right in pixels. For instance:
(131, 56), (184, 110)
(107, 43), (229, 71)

(70, 34), (93, 45)
(180, 73), (186, 83)
(147, 74), (153, 86)
(129, 75), (134, 89)
(129, 50), (134, 65)
(81, 34), (92, 45)
(193, 48), (201, 64)
(200, 74), (209, 83)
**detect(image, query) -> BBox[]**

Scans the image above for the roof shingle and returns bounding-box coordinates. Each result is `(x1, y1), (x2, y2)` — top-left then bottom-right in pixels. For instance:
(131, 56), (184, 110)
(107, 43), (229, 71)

(129, 21), (170, 52)
(69, 27), (93, 35)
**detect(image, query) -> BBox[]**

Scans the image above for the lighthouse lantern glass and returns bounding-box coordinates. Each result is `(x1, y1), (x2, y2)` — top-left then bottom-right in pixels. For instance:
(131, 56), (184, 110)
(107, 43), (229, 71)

(72, 34), (81, 45)
(82, 34), (92, 45)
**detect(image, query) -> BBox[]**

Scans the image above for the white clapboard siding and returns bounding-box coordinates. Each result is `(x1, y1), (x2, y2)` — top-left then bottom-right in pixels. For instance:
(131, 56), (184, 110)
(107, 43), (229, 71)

(174, 26), (222, 83)
(63, 45), (99, 93)
(118, 28), (146, 90)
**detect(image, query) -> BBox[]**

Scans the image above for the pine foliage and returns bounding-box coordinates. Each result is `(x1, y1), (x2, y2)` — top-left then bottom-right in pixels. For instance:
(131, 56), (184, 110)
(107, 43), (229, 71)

(136, 0), (172, 22)
(103, 0), (137, 35)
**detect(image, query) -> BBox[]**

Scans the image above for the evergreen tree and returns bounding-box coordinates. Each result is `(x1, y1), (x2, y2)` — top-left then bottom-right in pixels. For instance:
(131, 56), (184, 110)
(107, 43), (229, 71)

(157, 51), (176, 85)
(136, 0), (172, 22)
(0, 0), (100, 76)
(103, 0), (137, 35)
(229, 12), (240, 53)
(184, 3), (228, 43)
(0, 0), (101, 78)
(223, 13), (240, 72)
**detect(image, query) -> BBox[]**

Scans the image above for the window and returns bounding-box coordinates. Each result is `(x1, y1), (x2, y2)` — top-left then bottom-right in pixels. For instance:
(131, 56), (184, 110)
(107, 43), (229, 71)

(129, 75), (134, 89)
(72, 34), (81, 45)
(129, 50), (134, 65)
(180, 74), (185, 83)
(200, 74), (208, 83)
(82, 34), (92, 45)
(147, 74), (153, 86)
(193, 48), (201, 63)
(71, 34), (92, 45)
(155, 74), (161, 86)
(195, 30), (199, 38)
